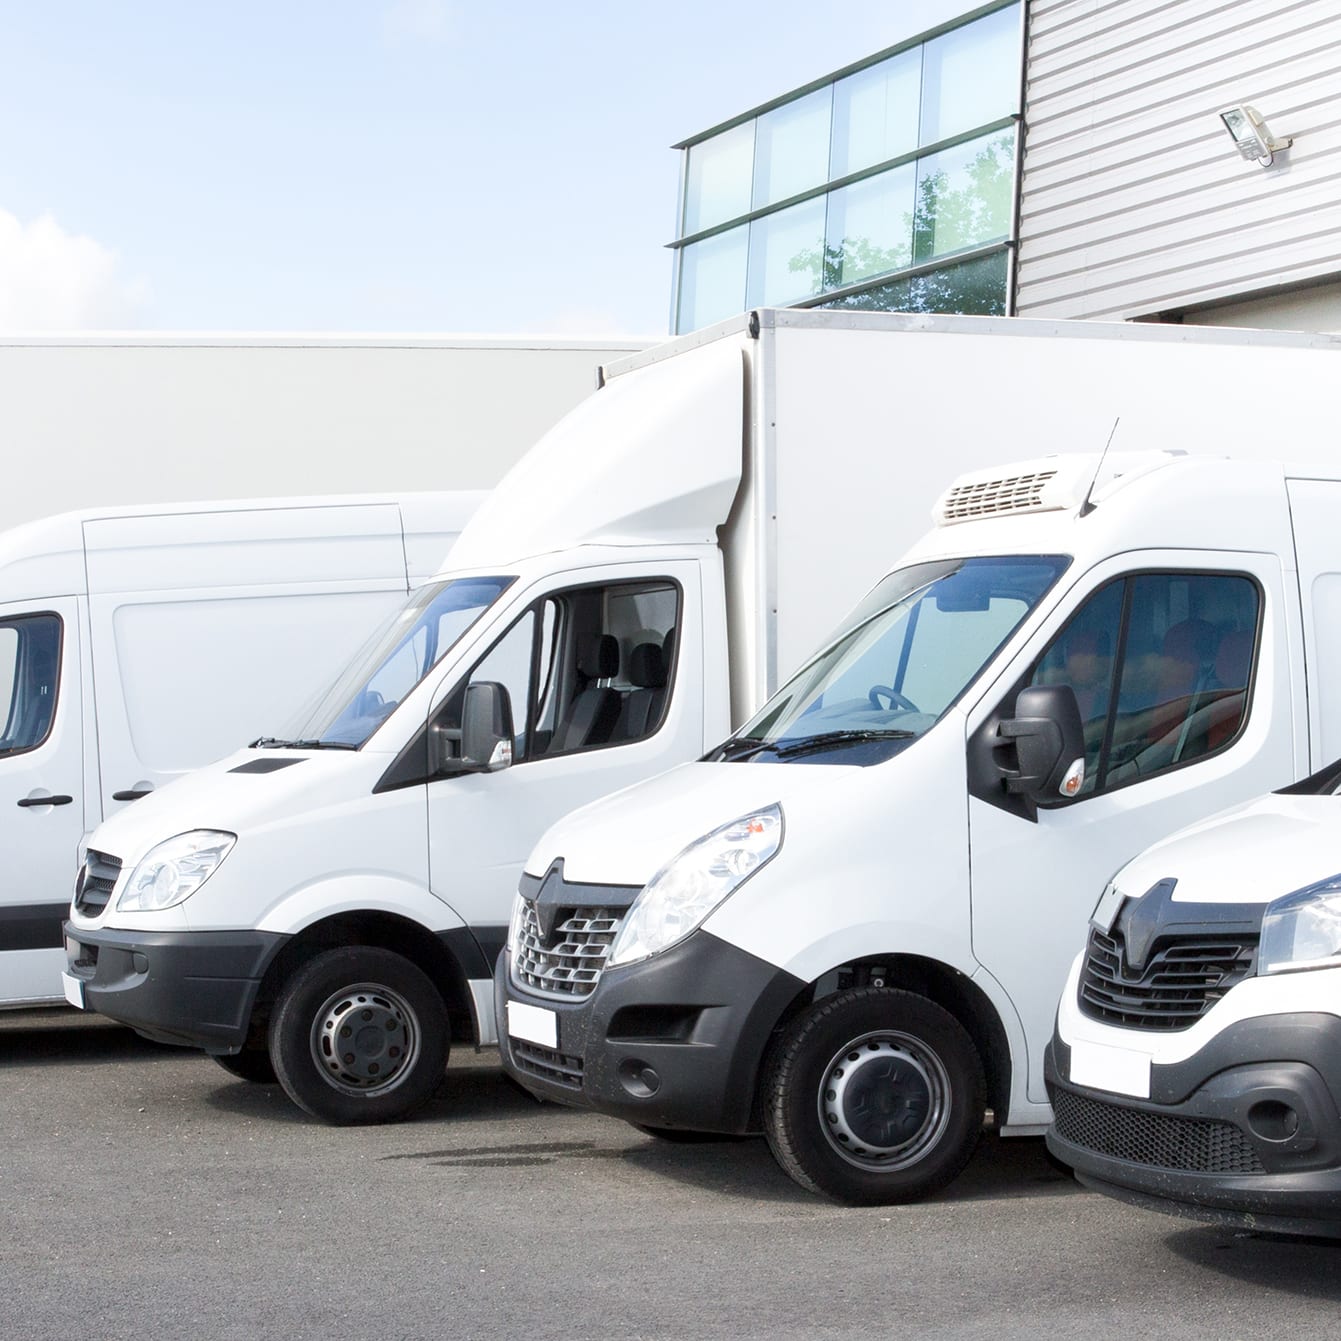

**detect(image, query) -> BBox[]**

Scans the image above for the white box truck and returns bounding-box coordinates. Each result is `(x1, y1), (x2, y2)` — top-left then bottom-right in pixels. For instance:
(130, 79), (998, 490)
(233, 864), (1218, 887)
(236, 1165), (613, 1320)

(3, 490), (482, 1008)
(1045, 765), (1341, 1239)
(62, 310), (1341, 1133)
(492, 321), (1341, 1203)
(0, 333), (644, 532)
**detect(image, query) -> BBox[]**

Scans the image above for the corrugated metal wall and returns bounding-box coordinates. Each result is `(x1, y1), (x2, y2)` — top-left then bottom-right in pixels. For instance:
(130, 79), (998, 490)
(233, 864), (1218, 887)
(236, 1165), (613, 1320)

(1016, 0), (1341, 320)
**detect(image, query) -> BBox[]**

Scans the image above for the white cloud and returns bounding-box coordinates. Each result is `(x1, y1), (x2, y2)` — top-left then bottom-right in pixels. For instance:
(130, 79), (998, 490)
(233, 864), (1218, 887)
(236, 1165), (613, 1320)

(0, 209), (147, 330)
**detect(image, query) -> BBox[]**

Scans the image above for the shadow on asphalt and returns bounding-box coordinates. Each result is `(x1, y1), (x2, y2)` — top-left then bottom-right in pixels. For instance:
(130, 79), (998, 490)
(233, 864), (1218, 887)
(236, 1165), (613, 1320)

(1162, 1221), (1341, 1293)
(0, 1008), (168, 1066)
(613, 1129), (1078, 1207)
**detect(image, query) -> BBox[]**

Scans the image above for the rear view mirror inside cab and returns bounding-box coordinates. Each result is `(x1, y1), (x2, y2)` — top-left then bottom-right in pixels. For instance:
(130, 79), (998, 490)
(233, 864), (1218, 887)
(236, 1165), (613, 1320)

(935, 577), (992, 612)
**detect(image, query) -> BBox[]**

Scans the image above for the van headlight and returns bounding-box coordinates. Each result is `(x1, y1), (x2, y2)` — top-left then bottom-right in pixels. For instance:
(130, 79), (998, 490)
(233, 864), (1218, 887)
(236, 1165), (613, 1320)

(607, 804), (783, 968)
(1259, 874), (1341, 975)
(118, 831), (237, 913)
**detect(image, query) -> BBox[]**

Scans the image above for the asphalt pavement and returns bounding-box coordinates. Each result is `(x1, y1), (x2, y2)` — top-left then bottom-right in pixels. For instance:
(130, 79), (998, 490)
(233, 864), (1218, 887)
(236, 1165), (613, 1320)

(3, 1008), (1339, 1340)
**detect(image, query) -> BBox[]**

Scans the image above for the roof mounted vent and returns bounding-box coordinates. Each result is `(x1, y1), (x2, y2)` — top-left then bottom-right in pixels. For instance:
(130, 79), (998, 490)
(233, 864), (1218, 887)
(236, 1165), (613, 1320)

(934, 452), (1184, 527)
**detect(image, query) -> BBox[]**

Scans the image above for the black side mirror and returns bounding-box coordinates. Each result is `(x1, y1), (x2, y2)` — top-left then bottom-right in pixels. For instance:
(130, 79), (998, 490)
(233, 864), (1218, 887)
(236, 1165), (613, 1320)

(996, 684), (1085, 803)
(460, 681), (514, 772)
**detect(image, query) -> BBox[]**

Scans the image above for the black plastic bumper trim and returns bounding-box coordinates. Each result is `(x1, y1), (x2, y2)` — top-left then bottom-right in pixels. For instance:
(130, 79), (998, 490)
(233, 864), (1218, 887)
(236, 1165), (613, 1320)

(64, 923), (287, 1051)
(497, 928), (803, 1134)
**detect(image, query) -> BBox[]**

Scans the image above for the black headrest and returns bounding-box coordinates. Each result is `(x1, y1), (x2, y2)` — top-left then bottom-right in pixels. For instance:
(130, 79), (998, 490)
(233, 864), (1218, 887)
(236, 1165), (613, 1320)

(628, 642), (666, 690)
(578, 634), (619, 680)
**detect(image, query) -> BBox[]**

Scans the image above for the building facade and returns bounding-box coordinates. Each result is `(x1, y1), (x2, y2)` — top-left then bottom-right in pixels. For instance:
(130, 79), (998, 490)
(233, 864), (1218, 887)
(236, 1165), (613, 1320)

(669, 1), (1024, 334)
(672, 0), (1341, 334)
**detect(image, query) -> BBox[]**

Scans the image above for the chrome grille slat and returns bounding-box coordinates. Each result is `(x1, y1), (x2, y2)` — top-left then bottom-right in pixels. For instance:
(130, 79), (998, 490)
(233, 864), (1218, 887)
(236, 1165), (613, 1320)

(74, 849), (122, 917)
(513, 901), (623, 999)
(1078, 926), (1256, 1030)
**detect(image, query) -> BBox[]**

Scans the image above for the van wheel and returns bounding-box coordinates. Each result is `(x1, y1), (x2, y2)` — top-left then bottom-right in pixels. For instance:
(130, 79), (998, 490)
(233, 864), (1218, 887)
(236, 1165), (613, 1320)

(269, 947), (449, 1125)
(211, 1046), (277, 1084)
(761, 988), (984, 1205)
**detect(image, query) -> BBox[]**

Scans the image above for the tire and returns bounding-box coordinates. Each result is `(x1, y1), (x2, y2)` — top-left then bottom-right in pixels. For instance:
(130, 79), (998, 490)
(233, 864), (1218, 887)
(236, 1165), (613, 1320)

(268, 946), (449, 1125)
(211, 1047), (277, 1084)
(761, 987), (985, 1205)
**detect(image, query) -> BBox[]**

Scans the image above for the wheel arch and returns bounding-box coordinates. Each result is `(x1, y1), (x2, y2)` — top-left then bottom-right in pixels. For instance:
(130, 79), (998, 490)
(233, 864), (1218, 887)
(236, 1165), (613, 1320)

(252, 910), (478, 1044)
(769, 952), (1012, 1125)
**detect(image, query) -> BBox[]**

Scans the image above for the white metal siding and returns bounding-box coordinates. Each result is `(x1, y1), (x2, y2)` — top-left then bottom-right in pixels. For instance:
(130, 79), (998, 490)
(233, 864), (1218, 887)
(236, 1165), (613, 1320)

(1017, 0), (1341, 320)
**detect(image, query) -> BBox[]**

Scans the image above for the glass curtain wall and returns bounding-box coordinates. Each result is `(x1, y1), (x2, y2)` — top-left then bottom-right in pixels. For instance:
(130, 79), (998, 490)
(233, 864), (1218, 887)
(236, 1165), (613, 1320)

(672, 2), (1022, 333)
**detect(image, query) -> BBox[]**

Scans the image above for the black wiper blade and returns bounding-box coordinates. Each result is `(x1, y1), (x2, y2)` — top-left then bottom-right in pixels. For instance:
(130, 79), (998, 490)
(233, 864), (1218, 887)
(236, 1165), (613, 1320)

(710, 737), (780, 762)
(248, 737), (358, 751)
(768, 729), (916, 758)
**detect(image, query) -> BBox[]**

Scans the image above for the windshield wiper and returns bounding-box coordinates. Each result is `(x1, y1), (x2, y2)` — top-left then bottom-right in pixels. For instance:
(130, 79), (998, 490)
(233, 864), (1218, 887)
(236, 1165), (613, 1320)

(768, 729), (916, 758)
(712, 728), (915, 763)
(250, 736), (358, 751)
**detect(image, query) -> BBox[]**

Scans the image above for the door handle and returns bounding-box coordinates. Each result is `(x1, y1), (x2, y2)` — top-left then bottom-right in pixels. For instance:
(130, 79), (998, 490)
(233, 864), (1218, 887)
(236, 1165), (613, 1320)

(17, 794), (73, 807)
(112, 788), (153, 801)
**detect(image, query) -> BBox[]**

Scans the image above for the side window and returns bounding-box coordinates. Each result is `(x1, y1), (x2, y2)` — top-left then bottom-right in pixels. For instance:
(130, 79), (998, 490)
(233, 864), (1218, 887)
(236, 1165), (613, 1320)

(0, 614), (62, 756)
(431, 579), (682, 771)
(1029, 572), (1259, 798)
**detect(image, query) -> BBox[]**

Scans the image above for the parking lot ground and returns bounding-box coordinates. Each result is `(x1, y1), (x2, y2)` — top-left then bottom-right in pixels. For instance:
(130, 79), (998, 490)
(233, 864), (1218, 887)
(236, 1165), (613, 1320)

(3, 1008), (1340, 1340)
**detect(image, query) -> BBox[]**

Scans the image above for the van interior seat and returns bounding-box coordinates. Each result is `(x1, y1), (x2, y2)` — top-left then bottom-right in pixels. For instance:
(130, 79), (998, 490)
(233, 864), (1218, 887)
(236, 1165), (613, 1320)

(616, 641), (668, 741)
(552, 633), (621, 753)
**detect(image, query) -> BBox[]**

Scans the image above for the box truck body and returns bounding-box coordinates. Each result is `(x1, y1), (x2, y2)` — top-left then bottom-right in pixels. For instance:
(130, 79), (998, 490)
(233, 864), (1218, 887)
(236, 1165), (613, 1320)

(61, 310), (1341, 1134)
(0, 333), (643, 532)
(2, 490), (482, 1007)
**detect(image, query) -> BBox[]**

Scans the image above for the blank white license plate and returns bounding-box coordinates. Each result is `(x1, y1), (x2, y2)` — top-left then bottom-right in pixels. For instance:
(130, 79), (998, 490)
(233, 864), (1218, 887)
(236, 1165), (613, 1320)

(1069, 1038), (1151, 1099)
(505, 1000), (557, 1048)
(61, 971), (86, 1010)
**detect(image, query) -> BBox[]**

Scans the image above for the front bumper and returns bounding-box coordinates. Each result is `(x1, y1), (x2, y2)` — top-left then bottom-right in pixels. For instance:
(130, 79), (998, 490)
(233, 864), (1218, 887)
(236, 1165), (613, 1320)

(496, 929), (803, 1134)
(1046, 1012), (1341, 1237)
(65, 923), (286, 1052)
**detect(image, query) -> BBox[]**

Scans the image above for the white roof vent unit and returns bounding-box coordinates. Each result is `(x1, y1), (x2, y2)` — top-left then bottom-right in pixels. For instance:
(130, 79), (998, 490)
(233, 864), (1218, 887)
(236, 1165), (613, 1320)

(933, 451), (1183, 527)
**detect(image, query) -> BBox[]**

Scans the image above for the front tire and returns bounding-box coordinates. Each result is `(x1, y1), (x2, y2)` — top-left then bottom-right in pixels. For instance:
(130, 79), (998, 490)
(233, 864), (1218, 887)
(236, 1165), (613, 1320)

(269, 947), (449, 1125)
(761, 987), (984, 1205)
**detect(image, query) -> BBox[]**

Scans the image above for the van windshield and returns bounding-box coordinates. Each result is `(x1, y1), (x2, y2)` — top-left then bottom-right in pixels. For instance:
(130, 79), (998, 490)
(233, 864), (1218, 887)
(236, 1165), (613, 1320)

(269, 576), (514, 749)
(712, 556), (1068, 766)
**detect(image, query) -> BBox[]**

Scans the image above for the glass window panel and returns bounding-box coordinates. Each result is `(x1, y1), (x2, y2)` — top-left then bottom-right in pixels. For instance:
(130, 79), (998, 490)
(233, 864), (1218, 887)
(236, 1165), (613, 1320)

(920, 2), (1021, 145)
(752, 89), (832, 210)
(912, 130), (1014, 263)
(676, 225), (748, 333)
(682, 121), (755, 235)
(830, 48), (921, 178)
(0, 614), (61, 754)
(746, 197), (827, 308)
(823, 164), (916, 289)
(904, 250), (1009, 315)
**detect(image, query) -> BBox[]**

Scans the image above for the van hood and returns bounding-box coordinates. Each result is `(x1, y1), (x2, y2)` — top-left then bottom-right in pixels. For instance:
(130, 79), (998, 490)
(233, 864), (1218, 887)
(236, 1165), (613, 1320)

(89, 747), (382, 867)
(527, 758), (870, 888)
(1112, 793), (1341, 907)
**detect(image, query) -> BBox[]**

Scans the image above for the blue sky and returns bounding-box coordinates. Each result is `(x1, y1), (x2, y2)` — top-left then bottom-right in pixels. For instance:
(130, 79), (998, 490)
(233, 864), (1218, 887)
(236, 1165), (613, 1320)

(0, 1), (975, 336)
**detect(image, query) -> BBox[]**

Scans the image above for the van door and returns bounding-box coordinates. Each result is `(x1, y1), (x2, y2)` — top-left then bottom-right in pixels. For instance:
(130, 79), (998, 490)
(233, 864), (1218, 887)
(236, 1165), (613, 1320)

(0, 600), (85, 1005)
(964, 552), (1300, 1110)
(421, 561), (704, 967)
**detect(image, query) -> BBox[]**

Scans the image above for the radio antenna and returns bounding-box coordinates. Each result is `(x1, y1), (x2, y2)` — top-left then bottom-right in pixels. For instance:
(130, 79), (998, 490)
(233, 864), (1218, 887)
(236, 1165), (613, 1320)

(1078, 418), (1120, 518)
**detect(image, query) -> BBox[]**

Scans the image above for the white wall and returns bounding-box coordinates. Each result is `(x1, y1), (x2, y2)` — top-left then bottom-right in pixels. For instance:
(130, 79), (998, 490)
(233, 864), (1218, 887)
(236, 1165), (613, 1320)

(0, 335), (645, 531)
(1016, 0), (1341, 322)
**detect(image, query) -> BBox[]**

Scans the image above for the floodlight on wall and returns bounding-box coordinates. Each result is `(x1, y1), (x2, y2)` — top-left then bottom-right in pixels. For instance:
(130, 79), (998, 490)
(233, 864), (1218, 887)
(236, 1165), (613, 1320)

(1218, 103), (1292, 166)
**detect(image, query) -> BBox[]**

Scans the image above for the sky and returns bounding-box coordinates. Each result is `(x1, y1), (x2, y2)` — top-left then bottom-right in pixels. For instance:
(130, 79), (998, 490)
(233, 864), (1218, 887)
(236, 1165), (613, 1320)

(0, 1), (977, 338)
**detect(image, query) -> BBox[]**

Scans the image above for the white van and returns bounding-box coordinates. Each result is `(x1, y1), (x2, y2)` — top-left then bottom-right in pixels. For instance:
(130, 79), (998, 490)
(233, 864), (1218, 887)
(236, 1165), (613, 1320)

(2, 491), (481, 1007)
(1045, 768), (1341, 1239)
(496, 450), (1341, 1205)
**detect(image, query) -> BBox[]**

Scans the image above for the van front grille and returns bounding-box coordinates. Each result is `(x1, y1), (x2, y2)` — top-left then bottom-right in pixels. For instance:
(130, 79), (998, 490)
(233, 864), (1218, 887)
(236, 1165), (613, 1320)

(510, 1040), (583, 1091)
(1078, 926), (1256, 1030)
(512, 901), (623, 999)
(74, 849), (122, 916)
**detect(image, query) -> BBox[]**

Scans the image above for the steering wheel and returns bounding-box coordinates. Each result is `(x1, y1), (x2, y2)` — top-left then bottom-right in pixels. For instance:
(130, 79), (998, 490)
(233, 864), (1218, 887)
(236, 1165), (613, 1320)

(869, 685), (920, 712)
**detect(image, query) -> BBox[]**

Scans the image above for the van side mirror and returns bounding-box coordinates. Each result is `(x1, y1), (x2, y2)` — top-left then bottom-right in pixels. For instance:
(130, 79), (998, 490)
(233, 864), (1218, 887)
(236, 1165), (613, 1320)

(996, 685), (1085, 803)
(460, 681), (514, 772)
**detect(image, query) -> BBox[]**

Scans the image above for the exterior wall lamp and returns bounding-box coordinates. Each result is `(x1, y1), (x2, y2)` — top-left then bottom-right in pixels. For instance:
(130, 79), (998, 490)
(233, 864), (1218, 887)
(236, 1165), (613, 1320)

(1218, 103), (1292, 166)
